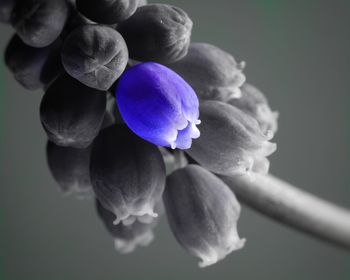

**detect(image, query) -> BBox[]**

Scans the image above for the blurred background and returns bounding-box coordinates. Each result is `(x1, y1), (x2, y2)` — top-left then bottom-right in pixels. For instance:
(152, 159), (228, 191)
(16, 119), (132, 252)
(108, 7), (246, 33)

(0, 0), (349, 279)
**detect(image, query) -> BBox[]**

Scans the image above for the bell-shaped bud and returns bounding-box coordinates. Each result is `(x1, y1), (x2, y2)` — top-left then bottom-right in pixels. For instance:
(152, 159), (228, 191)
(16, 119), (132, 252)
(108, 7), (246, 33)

(40, 74), (106, 149)
(76, 0), (146, 24)
(11, 0), (69, 47)
(90, 125), (166, 225)
(46, 141), (93, 199)
(5, 35), (62, 90)
(186, 101), (276, 176)
(163, 164), (245, 267)
(116, 62), (201, 150)
(166, 43), (246, 101)
(117, 4), (192, 63)
(96, 200), (157, 254)
(0, 0), (15, 23)
(228, 83), (278, 137)
(61, 25), (129, 91)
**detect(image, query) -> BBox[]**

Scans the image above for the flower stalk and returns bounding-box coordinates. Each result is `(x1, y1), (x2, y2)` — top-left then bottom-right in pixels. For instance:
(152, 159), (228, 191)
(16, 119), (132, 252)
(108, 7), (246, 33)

(220, 174), (350, 249)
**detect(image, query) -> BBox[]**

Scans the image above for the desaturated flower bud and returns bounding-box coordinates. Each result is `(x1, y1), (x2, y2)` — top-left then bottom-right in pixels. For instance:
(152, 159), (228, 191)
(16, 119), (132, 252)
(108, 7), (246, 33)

(5, 35), (62, 90)
(11, 0), (69, 47)
(186, 101), (276, 176)
(40, 74), (106, 149)
(46, 141), (93, 199)
(166, 43), (246, 101)
(116, 62), (200, 150)
(117, 4), (193, 63)
(61, 25), (129, 91)
(90, 125), (166, 225)
(163, 165), (245, 267)
(96, 200), (157, 254)
(228, 83), (278, 137)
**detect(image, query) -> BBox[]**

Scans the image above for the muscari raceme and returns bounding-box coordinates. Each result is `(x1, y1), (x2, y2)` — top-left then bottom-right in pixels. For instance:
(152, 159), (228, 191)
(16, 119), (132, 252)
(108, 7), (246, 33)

(116, 62), (201, 150)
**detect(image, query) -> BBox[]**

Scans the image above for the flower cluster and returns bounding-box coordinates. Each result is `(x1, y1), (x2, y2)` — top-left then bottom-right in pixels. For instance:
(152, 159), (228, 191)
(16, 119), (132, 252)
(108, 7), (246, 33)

(2, 0), (278, 267)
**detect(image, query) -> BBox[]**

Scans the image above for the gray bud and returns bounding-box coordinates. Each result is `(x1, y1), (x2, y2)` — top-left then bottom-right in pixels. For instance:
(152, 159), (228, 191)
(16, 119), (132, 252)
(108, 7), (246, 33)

(117, 4), (193, 63)
(90, 125), (166, 225)
(11, 0), (69, 47)
(166, 43), (246, 101)
(40, 74), (107, 149)
(5, 35), (63, 90)
(186, 101), (276, 176)
(46, 141), (93, 199)
(228, 83), (278, 137)
(163, 165), (245, 267)
(61, 25), (129, 90)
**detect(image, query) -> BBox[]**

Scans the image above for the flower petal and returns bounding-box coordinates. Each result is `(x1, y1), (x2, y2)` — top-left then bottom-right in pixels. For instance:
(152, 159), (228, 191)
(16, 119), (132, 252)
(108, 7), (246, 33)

(186, 100), (276, 176)
(174, 121), (201, 150)
(163, 165), (245, 267)
(228, 83), (278, 137)
(90, 125), (166, 224)
(116, 62), (200, 148)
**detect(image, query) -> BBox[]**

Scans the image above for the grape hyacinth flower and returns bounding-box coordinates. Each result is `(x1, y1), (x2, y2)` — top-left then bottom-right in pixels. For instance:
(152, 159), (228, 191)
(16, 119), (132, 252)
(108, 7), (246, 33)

(2, 0), (350, 270)
(40, 74), (106, 149)
(166, 43), (246, 101)
(117, 4), (193, 63)
(5, 35), (62, 90)
(186, 100), (276, 176)
(46, 141), (93, 199)
(61, 25), (129, 91)
(163, 165), (245, 267)
(116, 62), (201, 150)
(228, 83), (279, 137)
(11, 0), (69, 47)
(90, 125), (166, 225)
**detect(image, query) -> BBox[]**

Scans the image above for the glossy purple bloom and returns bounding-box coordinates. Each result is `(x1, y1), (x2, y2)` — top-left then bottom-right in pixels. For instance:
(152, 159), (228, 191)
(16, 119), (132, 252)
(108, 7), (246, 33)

(116, 62), (200, 149)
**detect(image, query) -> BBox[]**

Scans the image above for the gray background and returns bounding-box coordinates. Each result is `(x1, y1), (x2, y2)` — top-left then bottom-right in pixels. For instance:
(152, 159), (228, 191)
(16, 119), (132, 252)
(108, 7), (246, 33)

(0, 0), (349, 279)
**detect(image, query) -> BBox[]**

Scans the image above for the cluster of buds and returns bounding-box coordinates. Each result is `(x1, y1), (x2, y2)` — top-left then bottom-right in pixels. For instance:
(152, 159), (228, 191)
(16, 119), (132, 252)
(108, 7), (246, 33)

(1, 0), (278, 267)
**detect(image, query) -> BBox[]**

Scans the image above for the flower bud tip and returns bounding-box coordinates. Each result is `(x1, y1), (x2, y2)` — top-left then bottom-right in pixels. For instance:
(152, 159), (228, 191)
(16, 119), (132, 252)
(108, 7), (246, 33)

(198, 236), (246, 268)
(146, 209), (158, 218)
(113, 217), (121, 226)
(114, 230), (155, 254)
